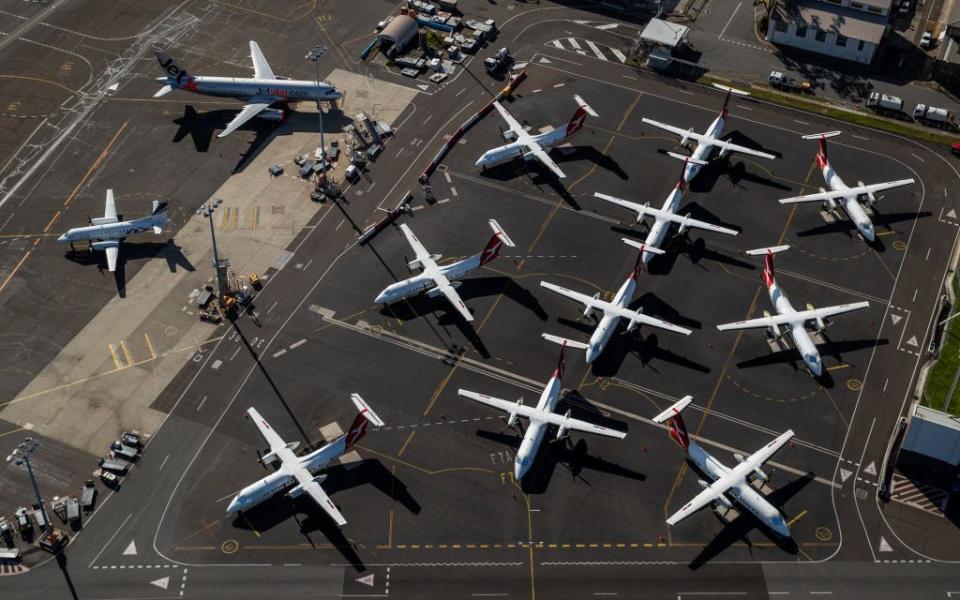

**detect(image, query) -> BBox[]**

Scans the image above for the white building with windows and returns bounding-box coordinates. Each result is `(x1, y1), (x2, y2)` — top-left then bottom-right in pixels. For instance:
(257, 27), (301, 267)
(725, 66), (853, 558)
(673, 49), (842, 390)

(766, 0), (891, 64)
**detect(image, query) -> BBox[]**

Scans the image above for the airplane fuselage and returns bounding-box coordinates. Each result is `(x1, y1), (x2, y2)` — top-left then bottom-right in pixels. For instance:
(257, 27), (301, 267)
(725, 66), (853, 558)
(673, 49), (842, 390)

(639, 186), (684, 263)
(167, 75), (341, 105)
(476, 127), (568, 169)
(684, 114), (725, 182)
(586, 275), (637, 363)
(767, 279), (822, 376)
(818, 159), (876, 242)
(57, 214), (166, 243)
(514, 372), (562, 479)
(686, 440), (791, 537)
(375, 254), (482, 305)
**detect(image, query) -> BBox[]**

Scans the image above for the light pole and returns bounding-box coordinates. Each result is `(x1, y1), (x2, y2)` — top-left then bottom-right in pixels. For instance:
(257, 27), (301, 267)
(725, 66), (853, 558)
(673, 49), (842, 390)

(197, 199), (225, 302)
(6, 437), (51, 535)
(305, 44), (329, 171)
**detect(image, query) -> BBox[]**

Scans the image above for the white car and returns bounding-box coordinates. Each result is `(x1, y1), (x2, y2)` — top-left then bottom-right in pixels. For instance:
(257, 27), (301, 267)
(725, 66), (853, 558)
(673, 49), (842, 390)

(920, 31), (934, 49)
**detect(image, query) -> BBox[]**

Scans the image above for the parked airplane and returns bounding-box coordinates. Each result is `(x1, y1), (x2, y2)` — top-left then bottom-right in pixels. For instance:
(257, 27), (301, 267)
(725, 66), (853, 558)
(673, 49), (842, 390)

(540, 238), (692, 362)
(154, 41), (342, 138)
(374, 219), (514, 322)
(778, 131), (915, 242)
(459, 334), (627, 480)
(652, 395), (794, 537)
(641, 83), (777, 182)
(57, 189), (167, 272)
(716, 245), (869, 376)
(475, 95), (598, 178)
(226, 394), (384, 526)
(594, 153), (739, 264)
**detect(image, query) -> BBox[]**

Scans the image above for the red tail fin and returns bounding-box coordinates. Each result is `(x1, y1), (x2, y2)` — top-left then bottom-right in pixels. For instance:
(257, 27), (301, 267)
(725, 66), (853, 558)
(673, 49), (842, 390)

(629, 248), (644, 281)
(565, 106), (588, 137)
(667, 412), (690, 449)
(676, 158), (688, 191)
(480, 233), (505, 266)
(720, 88), (732, 119)
(816, 136), (828, 169)
(554, 341), (567, 381)
(763, 251), (776, 288)
(344, 411), (370, 449)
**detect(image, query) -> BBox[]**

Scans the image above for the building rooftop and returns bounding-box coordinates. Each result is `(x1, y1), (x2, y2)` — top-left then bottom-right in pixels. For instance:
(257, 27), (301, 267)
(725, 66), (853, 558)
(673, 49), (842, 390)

(915, 404), (960, 429)
(639, 18), (689, 48)
(774, 0), (888, 44)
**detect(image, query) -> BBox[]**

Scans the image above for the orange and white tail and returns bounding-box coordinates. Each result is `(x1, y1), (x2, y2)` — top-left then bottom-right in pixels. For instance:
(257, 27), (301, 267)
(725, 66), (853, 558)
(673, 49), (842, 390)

(344, 393), (385, 449)
(652, 396), (693, 450)
(746, 245), (790, 289)
(565, 95), (598, 137)
(479, 219), (515, 266)
(801, 131), (841, 170)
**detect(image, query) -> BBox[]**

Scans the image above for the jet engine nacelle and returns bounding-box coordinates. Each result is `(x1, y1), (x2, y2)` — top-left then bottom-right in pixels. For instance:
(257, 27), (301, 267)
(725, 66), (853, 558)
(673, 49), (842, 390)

(806, 303), (826, 332)
(698, 479), (733, 509)
(408, 254), (442, 271)
(287, 474), (328, 499)
(427, 280), (460, 298)
(555, 409), (572, 441)
(261, 441), (300, 464)
(258, 107), (286, 122)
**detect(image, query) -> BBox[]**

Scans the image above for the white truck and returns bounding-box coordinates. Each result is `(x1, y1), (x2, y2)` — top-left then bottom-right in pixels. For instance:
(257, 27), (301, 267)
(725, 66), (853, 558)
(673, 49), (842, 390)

(866, 92), (904, 113)
(913, 103), (958, 128)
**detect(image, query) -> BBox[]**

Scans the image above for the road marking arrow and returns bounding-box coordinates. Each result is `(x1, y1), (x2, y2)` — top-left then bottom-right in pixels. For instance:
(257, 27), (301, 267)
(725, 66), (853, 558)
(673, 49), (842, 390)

(864, 461), (878, 476)
(840, 468), (853, 483)
(890, 313), (903, 325)
(122, 540), (137, 556)
(150, 576), (169, 590)
(356, 573), (375, 587)
(539, 57), (552, 63)
(878, 536), (893, 552)
(946, 209), (957, 220)
(905, 335), (919, 347)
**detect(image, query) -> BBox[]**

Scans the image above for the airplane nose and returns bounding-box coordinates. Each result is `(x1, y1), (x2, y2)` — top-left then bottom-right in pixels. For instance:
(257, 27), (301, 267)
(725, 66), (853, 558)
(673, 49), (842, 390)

(374, 291), (388, 304)
(585, 346), (599, 363)
(57, 234), (67, 242)
(808, 356), (822, 377)
(862, 225), (875, 242)
(514, 458), (528, 481)
(642, 250), (655, 264)
(226, 497), (241, 514)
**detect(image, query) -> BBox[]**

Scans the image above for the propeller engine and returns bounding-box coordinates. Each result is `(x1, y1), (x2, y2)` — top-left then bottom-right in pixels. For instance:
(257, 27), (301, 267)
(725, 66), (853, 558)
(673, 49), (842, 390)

(407, 253), (442, 271)
(734, 453), (769, 482)
(680, 127), (694, 148)
(555, 409), (572, 441)
(626, 316), (640, 333)
(820, 187), (838, 212)
(584, 293), (600, 319)
(858, 180), (878, 206)
(427, 280), (460, 298)
(806, 303), (827, 332)
(699, 479), (733, 509)
(260, 441), (300, 465)
(764, 310), (783, 339)
(505, 398), (523, 429)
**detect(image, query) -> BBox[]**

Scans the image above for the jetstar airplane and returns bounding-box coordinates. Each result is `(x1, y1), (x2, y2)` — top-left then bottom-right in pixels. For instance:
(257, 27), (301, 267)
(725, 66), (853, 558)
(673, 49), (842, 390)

(716, 245), (869, 376)
(57, 189), (167, 272)
(374, 219), (515, 322)
(540, 238), (692, 363)
(475, 95), (598, 179)
(154, 41), (342, 138)
(778, 131), (915, 242)
(652, 395), (794, 537)
(641, 84), (776, 182)
(226, 394), (384, 526)
(459, 334), (627, 480)
(594, 153), (739, 264)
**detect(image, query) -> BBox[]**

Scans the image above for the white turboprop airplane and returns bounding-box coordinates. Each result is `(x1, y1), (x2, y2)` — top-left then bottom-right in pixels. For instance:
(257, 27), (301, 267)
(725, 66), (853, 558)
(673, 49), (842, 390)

(652, 395), (794, 537)
(57, 189), (168, 272)
(155, 41), (342, 138)
(475, 95), (598, 179)
(540, 238), (692, 363)
(374, 219), (515, 322)
(226, 394), (384, 527)
(778, 132), (915, 242)
(641, 84), (777, 182)
(459, 334), (627, 480)
(594, 153), (739, 264)
(716, 245), (869, 376)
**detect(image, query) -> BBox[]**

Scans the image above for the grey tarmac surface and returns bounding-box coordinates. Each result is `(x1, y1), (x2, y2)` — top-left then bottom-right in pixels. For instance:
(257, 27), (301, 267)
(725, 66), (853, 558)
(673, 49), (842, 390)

(1, 1), (959, 599)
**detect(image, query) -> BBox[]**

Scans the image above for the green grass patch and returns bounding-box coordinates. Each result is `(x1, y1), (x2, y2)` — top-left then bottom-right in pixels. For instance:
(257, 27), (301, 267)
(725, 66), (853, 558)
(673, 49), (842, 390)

(424, 30), (445, 52)
(923, 274), (960, 416)
(698, 74), (958, 146)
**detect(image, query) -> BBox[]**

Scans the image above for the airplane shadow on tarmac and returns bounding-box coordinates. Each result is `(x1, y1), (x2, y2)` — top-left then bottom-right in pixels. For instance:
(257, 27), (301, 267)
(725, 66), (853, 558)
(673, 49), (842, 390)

(795, 208), (931, 251)
(734, 336), (889, 389)
(686, 471), (815, 570)
(64, 239), (194, 298)
(233, 460), (421, 572)
(613, 228), (754, 277)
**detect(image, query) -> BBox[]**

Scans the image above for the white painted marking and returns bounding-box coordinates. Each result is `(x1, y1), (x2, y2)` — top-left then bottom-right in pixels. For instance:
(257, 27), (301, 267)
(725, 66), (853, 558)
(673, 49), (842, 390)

(417, 84), (430, 91)
(610, 48), (626, 62)
(289, 339), (307, 350)
(585, 40), (608, 61)
(273, 349), (287, 358)
(123, 540), (137, 556)
(567, 37), (581, 50)
(158, 454), (169, 472)
(840, 468), (852, 483)
(451, 186), (458, 197)
(882, 378), (888, 392)
(904, 335), (918, 348)
(622, 74), (637, 80)
(946, 208), (957, 220)
(210, 359), (222, 370)
(444, 171), (452, 184)
(864, 461), (878, 475)
(539, 57), (552, 64)
(549, 40), (563, 49)
(912, 289), (918, 302)
(925, 247), (931, 260)
(794, 119), (809, 125)
(878, 536), (893, 552)
(910, 153), (925, 162)
(596, 23), (619, 30)
(852, 134), (869, 141)
(718, 2), (742, 39)
(890, 313), (902, 325)
(196, 395), (206, 412)
(456, 87), (466, 97)
(422, 114), (433, 124)
(356, 573), (375, 587)
(150, 576), (170, 590)
(554, 83), (565, 88)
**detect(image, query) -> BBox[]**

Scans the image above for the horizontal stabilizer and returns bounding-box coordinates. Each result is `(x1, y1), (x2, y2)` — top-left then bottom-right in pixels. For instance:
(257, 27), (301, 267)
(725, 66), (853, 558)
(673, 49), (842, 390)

(350, 393), (385, 427)
(711, 83), (750, 97)
(573, 94), (599, 117)
(801, 131), (842, 140)
(666, 151), (708, 166)
(652, 395), (694, 424)
(621, 237), (664, 255)
(488, 219), (516, 247)
(153, 84), (174, 98)
(745, 245), (790, 256)
(542, 332), (590, 350)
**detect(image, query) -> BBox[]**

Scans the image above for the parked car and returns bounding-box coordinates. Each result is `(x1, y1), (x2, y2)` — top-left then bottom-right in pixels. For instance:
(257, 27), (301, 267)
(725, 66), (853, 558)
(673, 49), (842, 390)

(920, 30), (934, 49)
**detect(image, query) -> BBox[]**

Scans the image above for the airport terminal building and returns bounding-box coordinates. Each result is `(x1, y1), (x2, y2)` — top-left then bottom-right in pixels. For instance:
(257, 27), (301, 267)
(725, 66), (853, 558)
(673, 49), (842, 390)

(766, 0), (891, 64)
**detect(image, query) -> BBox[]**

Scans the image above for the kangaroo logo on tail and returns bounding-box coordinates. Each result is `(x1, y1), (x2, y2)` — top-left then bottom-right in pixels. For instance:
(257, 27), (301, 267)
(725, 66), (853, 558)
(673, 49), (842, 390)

(344, 411), (369, 449)
(815, 137), (829, 169)
(763, 251), (776, 288)
(566, 106), (588, 137)
(667, 410), (690, 449)
(480, 234), (505, 266)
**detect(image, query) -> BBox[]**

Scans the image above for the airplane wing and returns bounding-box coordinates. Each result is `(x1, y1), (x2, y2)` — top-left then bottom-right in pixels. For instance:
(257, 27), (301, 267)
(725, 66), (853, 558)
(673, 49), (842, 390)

(249, 41), (276, 80)
(492, 100), (527, 137)
(666, 480), (728, 526)
(457, 389), (625, 439)
(245, 407), (286, 452)
(103, 189), (118, 222)
(398, 223), (437, 270)
(641, 118), (775, 159)
(717, 301), (870, 331)
(436, 281), (474, 322)
(103, 242), (120, 273)
(292, 467), (347, 527)
(743, 430), (795, 471)
(593, 193), (738, 235)
(525, 141), (566, 179)
(610, 305), (692, 335)
(778, 179), (915, 204)
(540, 280), (606, 311)
(217, 100), (273, 138)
